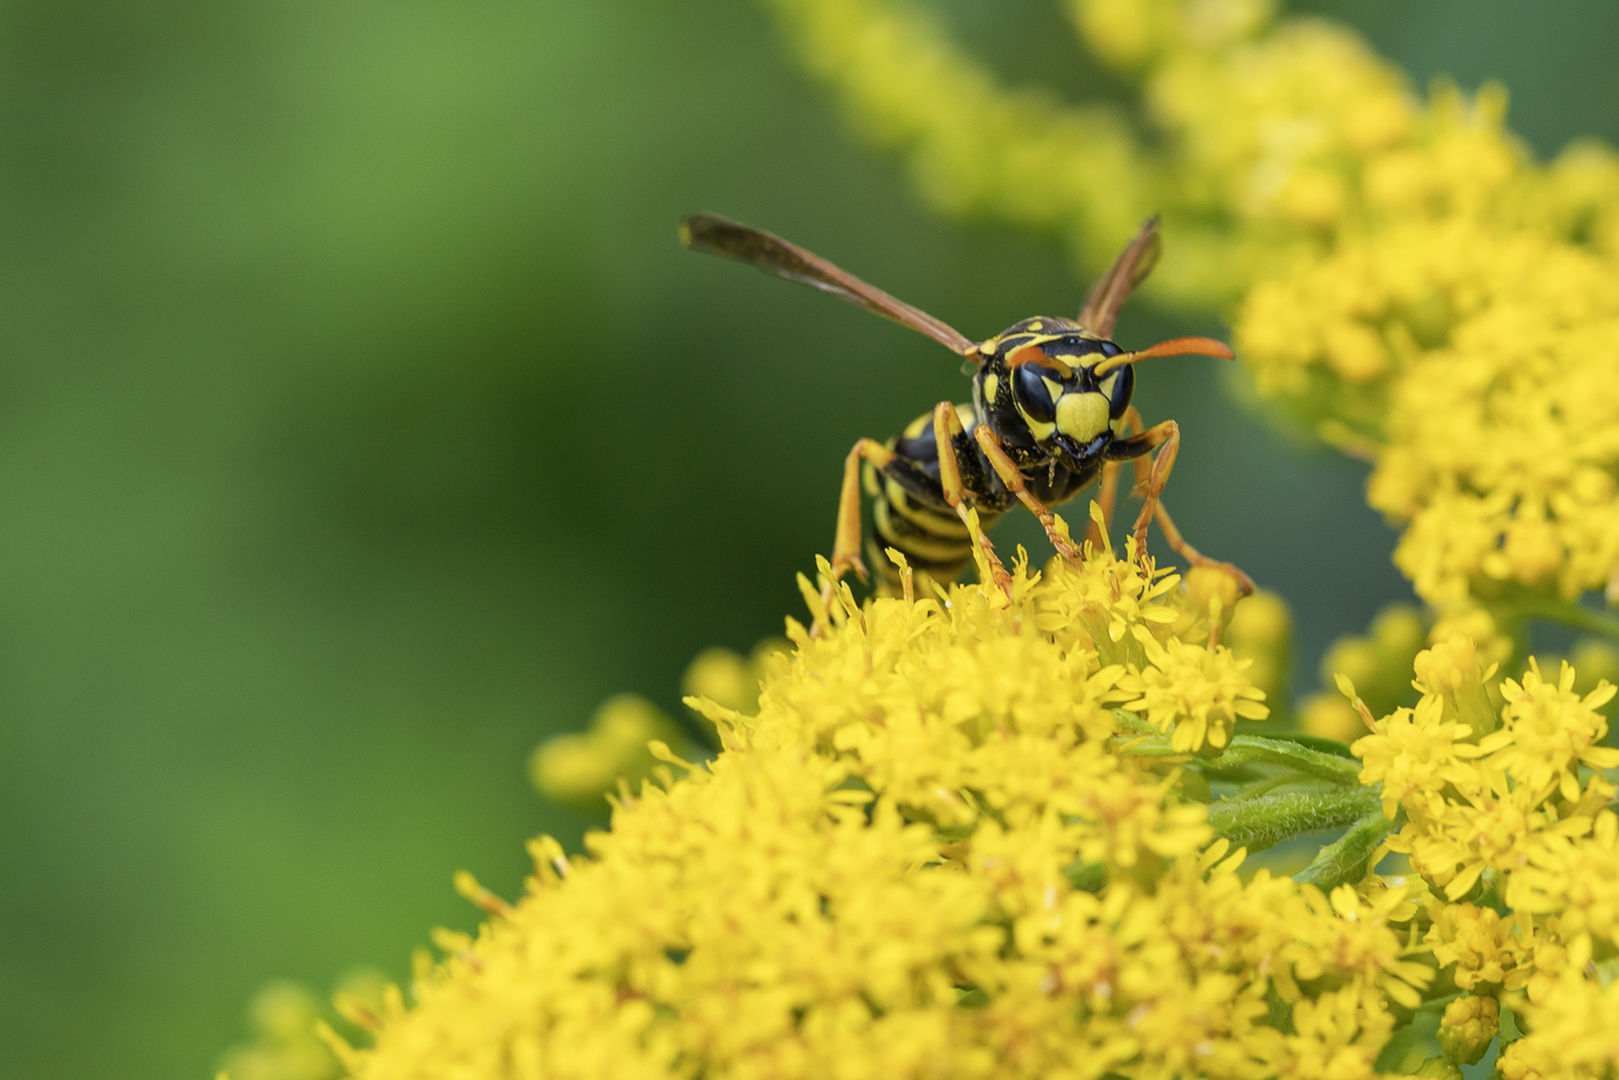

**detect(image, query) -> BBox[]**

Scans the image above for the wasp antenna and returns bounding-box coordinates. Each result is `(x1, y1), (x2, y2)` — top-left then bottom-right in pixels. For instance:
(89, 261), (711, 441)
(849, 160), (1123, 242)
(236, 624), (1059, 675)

(1004, 341), (1073, 378)
(1092, 336), (1234, 377)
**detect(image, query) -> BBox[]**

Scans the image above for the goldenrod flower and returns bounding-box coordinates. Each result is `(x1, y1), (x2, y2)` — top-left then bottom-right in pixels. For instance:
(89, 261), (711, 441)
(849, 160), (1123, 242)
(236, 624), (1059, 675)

(1424, 903), (1529, 992)
(314, 543), (1425, 1080)
(1118, 628), (1269, 753)
(1498, 938), (1619, 1080)
(1483, 658), (1619, 804)
(1352, 694), (1484, 820)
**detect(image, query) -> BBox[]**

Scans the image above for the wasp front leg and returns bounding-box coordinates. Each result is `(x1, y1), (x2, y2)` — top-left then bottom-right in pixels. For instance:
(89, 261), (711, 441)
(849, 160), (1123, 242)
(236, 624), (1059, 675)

(973, 426), (1081, 561)
(1104, 409), (1253, 595)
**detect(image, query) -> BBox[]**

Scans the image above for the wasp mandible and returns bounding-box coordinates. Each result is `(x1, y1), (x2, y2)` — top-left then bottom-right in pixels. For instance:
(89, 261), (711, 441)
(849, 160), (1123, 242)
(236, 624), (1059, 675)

(680, 213), (1253, 600)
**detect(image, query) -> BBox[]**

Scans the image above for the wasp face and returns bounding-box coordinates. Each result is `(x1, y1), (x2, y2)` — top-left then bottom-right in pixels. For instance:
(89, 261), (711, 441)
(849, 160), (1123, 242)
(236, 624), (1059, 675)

(975, 317), (1135, 471)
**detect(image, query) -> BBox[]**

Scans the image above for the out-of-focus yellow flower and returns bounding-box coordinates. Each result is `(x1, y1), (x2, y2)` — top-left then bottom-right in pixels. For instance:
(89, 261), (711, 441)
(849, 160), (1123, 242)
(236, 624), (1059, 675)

(219, 982), (340, 1080)
(1224, 587), (1292, 721)
(680, 639), (788, 717)
(219, 971), (389, 1080)
(527, 693), (689, 808)
(1303, 603), (1428, 741)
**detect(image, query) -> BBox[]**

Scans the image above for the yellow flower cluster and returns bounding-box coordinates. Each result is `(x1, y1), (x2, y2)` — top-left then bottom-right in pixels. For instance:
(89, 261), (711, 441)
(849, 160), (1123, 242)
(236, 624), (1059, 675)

(311, 541), (1446, 1080)
(1243, 221), (1619, 614)
(1352, 635), (1619, 1075)
(1085, 1), (1619, 633)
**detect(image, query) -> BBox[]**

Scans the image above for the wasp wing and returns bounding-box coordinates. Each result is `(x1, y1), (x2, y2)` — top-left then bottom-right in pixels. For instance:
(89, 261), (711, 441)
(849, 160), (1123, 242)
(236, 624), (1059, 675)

(1079, 216), (1162, 339)
(681, 213), (979, 358)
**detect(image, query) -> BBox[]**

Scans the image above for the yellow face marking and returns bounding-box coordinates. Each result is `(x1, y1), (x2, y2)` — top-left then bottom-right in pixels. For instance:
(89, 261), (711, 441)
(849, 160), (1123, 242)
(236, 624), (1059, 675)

(1025, 417), (1055, 441)
(1028, 320), (1044, 331)
(1098, 372), (1118, 400)
(1041, 376), (1063, 402)
(982, 373), (998, 402)
(1055, 391), (1110, 442)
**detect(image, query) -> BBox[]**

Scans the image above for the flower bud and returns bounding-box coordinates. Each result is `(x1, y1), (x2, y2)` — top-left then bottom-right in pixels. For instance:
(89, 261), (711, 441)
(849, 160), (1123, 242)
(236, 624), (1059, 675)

(1414, 634), (1497, 739)
(1411, 1055), (1464, 1080)
(1300, 692), (1365, 742)
(682, 647), (755, 713)
(1437, 994), (1499, 1065)
(529, 693), (684, 807)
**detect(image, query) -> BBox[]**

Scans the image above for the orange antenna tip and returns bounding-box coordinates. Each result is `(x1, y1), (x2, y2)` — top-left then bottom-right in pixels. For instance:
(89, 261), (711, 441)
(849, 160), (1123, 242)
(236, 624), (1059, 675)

(1093, 335), (1235, 376)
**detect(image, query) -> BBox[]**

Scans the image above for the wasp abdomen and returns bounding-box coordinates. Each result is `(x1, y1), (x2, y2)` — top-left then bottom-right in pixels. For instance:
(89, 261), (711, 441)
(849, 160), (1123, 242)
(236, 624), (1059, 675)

(864, 405), (1011, 592)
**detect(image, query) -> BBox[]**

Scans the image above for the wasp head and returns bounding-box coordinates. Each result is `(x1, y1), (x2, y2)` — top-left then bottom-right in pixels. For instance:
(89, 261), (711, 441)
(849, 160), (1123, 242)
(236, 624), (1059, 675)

(973, 317), (1134, 470)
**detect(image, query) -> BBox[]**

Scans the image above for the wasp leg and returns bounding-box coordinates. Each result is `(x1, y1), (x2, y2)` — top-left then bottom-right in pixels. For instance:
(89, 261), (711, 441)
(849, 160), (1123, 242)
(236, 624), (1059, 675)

(933, 402), (1013, 595)
(973, 426), (1080, 561)
(1104, 408), (1254, 595)
(817, 437), (903, 624)
(829, 437), (896, 590)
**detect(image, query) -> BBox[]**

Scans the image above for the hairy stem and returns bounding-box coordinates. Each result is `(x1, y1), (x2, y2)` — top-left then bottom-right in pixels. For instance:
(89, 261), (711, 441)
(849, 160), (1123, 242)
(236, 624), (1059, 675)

(1114, 731), (1363, 785)
(1206, 783), (1382, 853)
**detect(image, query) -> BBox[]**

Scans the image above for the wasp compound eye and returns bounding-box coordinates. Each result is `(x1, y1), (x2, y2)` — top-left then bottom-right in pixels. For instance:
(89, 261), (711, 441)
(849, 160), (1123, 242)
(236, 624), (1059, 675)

(1104, 363), (1134, 420)
(1012, 363), (1058, 424)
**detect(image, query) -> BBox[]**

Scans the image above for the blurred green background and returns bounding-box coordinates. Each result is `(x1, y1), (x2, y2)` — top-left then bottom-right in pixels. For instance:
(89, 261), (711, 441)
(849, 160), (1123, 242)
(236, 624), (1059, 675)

(0, 1), (1616, 1076)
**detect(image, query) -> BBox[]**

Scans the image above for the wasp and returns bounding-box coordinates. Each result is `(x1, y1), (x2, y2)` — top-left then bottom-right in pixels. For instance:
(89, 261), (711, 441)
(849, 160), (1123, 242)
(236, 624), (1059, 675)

(680, 213), (1252, 601)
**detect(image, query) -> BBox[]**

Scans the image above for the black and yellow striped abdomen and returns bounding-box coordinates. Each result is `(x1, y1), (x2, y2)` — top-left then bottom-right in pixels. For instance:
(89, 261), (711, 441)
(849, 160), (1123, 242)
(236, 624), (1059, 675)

(864, 405), (1010, 593)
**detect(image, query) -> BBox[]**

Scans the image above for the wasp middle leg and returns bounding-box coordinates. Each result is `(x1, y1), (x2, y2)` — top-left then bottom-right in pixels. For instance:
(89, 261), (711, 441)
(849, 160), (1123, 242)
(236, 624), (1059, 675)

(931, 402), (1013, 595)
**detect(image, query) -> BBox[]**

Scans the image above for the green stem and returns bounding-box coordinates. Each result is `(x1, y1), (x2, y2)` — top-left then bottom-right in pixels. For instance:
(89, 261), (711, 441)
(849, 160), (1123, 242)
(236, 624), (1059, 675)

(1292, 808), (1396, 891)
(1114, 731), (1363, 785)
(1206, 783), (1382, 853)
(1511, 601), (1619, 641)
